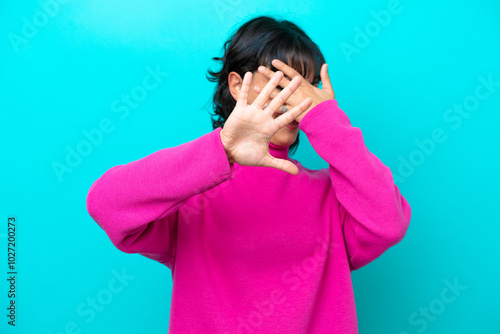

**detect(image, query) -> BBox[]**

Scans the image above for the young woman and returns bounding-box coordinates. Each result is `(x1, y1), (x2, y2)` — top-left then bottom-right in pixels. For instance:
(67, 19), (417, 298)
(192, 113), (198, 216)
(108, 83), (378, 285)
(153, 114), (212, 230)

(86, 15), (411, 334)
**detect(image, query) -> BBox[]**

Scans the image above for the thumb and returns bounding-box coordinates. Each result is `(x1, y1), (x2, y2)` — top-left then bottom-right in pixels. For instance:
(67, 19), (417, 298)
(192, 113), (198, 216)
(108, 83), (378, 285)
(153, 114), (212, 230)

(321, 63), (334, 97)
(261, 154), (299, 175)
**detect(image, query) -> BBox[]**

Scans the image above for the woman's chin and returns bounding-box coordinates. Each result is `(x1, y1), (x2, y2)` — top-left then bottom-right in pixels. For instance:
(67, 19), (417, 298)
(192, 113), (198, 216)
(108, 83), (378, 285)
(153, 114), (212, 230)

(271, 130), (299, 147)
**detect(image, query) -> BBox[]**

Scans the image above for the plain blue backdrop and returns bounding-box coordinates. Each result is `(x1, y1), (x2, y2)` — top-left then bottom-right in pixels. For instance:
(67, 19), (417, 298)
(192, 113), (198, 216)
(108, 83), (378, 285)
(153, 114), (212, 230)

(1, 0), (499, 333)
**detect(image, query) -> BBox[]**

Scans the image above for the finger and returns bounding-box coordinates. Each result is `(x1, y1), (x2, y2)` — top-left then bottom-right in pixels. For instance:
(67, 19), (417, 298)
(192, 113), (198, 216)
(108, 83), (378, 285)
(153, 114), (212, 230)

(273, 97), (312, 128)
(271, 59), (303, 82)
(320, 63), (334, 97)
(261, 154), (299, 175)
(257, 65), (291, 89)
(236, 72), (252, 108)
(264, 75), (302, 115)
(252, 71), (284, 109)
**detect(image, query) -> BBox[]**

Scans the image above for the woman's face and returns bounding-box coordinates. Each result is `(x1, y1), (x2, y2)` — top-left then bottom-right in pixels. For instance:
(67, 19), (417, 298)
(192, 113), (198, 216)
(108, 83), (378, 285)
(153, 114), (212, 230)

(228, 67), (318, 148)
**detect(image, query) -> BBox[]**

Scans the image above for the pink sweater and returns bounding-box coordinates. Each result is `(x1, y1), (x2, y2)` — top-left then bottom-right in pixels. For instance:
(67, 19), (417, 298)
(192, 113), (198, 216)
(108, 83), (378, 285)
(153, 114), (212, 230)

(86, 99), (411, 333)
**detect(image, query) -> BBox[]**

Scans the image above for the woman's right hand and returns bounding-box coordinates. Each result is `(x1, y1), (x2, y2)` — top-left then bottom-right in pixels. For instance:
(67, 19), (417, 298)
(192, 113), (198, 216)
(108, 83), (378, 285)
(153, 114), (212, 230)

(219, 70), (312, 175)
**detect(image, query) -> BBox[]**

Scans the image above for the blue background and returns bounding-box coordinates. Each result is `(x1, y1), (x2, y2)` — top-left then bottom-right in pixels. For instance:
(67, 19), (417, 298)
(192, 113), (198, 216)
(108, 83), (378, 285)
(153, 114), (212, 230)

(1, 0), (499, 333)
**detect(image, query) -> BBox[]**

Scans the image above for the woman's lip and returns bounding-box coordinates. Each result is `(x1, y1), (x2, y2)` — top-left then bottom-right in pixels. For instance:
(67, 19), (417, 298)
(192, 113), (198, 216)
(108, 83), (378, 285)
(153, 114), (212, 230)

(274, 115), (298, 126)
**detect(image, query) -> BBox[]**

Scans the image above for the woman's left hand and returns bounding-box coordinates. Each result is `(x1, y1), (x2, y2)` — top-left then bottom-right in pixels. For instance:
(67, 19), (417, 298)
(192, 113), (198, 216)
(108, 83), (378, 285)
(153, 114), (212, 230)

(254, 59), (335, 123)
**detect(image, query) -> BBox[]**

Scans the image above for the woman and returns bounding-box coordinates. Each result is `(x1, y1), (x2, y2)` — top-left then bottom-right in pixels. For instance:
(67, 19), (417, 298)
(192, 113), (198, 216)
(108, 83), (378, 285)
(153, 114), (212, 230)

(86, 15), (411, 333)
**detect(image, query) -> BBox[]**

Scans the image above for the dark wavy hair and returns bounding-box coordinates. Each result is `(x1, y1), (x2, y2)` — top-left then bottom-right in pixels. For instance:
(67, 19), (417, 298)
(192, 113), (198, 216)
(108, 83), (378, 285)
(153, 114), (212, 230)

(205, 15), (326, 156)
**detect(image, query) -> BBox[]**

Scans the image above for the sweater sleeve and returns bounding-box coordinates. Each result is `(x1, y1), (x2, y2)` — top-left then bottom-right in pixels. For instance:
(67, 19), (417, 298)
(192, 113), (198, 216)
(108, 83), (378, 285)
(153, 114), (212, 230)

(298, 99), (411, 271)
(86, 127), (234, 269)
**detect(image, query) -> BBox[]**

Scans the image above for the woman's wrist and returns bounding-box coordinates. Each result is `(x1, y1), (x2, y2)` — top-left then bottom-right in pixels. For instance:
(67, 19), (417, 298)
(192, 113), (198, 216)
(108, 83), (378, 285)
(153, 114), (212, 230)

(220, 129), (235, 164)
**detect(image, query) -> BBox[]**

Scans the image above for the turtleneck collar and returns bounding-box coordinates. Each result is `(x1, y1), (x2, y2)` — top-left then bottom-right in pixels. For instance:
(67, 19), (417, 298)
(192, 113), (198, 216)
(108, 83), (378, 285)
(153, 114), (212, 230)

(269, 141), (290, 159)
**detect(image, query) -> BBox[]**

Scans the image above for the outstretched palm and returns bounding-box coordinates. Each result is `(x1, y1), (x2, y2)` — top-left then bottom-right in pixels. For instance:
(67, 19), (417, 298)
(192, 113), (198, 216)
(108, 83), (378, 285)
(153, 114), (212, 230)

(220, 70), (312, 175)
